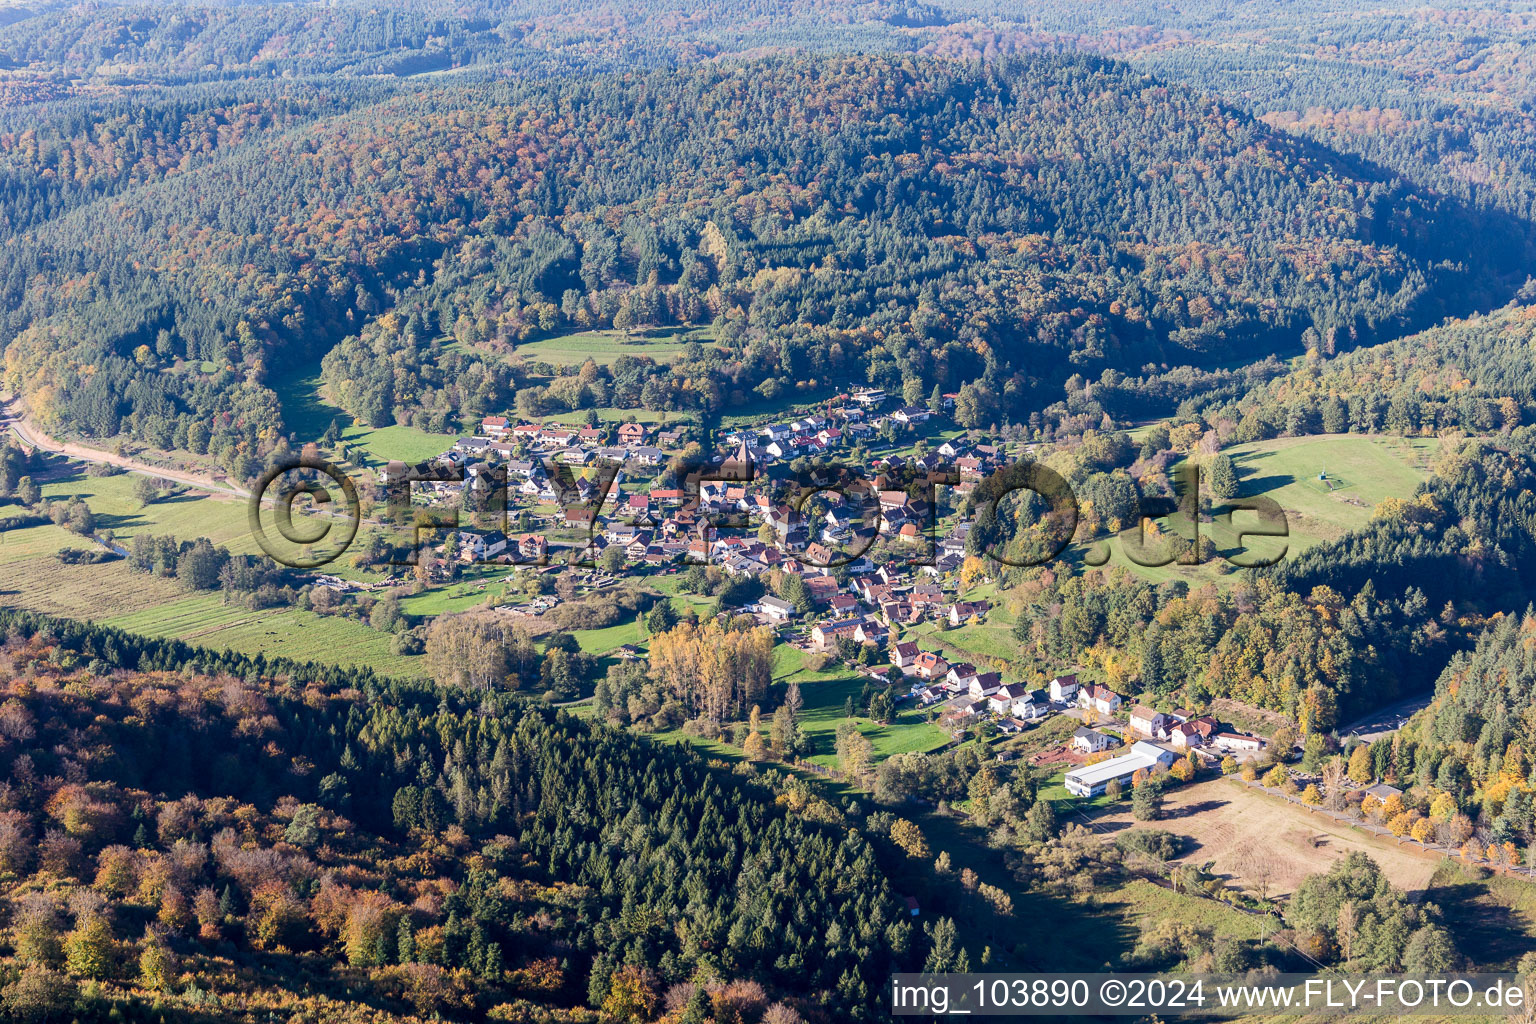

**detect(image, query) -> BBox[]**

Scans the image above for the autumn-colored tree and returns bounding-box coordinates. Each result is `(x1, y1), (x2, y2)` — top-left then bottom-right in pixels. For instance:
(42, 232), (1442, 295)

(249, 881), (309, 952)
(889, 818), (929, 859)
(13, 898), (62, 967)
(978, 883), (1013, 916)
(648, 620), (775, 722)
(63, 915), (113, 980)
(1261, 764), (1288, 788)
(1347, 744), (1373, 784)
(157, 884), (192, 933)
(1301, 784), (1322, 805)
(139, 937), (175, 990)
(742, 730), (768, 761)
(344, 892), (399, 967)
(602, 966), (659, 1024)
(193, 887), (222, 941)
(93, 845), (137, 898)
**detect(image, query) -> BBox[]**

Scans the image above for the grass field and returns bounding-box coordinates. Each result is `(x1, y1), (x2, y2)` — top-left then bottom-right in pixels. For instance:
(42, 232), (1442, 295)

(1080, 434), (1437, 586)
(569, 617), (647, 654)
(1104, 877), (1272, 943)
(270, 360), (459, 461)
(38, 471), (259, 552)
(793, 673), (951, 766)
(512, 327), (713, 367)
(1088, 776), (1445, 899)
(102, 592), (416, 676)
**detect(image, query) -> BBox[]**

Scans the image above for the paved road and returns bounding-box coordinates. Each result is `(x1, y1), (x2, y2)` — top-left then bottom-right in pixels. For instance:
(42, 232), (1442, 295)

(4, 395), (249, 499)
(1338, 692), (1434, 742)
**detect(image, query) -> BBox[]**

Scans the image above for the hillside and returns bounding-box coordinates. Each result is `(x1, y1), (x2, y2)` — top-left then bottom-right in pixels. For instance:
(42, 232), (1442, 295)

(0, 611), (923, 1023)
(1, 54), (1525, 480)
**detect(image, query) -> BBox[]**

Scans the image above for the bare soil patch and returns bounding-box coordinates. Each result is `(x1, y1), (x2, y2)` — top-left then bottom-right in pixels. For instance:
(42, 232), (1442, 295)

(1088, 776), (1444, 899)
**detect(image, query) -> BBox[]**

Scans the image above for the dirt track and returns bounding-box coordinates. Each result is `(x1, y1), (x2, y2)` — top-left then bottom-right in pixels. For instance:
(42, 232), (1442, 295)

(3, 395), (248, 498)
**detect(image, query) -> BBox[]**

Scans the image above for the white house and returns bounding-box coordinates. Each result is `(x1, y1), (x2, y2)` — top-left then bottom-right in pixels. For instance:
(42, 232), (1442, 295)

(1170, 722), (1203, 749)
(759, 597), (796, 621)
(1070, 727), (1115, 755)
(1049, 674), (1080, 703)
(1128, 706), (1168, 740)
(1214, 732), (1265, 754)
(1078, 682), (1124, 716)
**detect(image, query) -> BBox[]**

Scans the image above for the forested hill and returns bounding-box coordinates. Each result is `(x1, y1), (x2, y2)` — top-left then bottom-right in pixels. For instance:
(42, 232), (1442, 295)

(0, 612), (915, 1021)
(1181, 302), (1536, 441)
(3, 55), (1526, 478)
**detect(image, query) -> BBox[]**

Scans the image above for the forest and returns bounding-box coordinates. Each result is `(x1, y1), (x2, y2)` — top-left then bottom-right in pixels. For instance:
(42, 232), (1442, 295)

(3, 50), (1532, 483)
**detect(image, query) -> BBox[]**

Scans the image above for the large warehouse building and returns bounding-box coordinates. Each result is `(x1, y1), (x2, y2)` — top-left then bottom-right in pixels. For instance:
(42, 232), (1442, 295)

(1064, 741), (1178, 798)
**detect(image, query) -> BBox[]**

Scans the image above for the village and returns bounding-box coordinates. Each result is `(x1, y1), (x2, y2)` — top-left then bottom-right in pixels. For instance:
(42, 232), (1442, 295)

(358, 386), (1271, 793)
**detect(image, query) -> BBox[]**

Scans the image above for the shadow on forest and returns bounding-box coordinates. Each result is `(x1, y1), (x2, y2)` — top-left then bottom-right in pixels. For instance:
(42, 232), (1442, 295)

(1431, 871), (1536, 969)
(913, 807), (1141, 971)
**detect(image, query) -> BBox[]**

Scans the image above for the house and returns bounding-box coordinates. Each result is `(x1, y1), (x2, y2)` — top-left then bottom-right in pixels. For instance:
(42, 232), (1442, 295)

(459, 531), (508, 562)
(948, 601), (989, 626)
(1361, 782), (1404, 802)
(812, 617), (864, 650)
(988, 682), (1031, 716)
(911, 651), (951, 680)
(804, 576), (840, 605)
(829, 593), (860, 616)
(1064, 741), (1177, 797)
(759, 597), (796, 621)
(516, 533), (549, 562)
(565, 508), (597, 528)
(1169, 722), (1203, 749)
(605, 523), (641, 546)
(1015, 690), (1050, 720)
(892, 642), (920, 671)
(1189, 716), (1220, 742)
(942, 665), (977, 694)
(1071, 727), (1115, 755)
(968, 672), (1003, 698)
(481, 415), (511, 438)
(1129, 706), (1168, 740)
(1048, 674), (1080, 703)
(1078, 682), (1124, 716)
(630, 447), (666, 465)
(617, 422), (648, 444)
(852, 388), (888, 407)
(890, 405), (931, 426)
(854, 619), (888, 646)
(945, 696), (983, 720)
(1214, 732), (1265, 754)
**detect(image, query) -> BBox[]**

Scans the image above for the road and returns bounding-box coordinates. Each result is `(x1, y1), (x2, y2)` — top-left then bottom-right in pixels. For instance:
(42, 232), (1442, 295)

(1338, 692), (1434, 743)
(3, 395), (249, 499)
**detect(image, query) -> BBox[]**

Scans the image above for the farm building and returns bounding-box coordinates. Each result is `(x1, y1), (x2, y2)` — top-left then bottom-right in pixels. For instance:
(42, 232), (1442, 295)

(1064, 741), (1177, 798)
